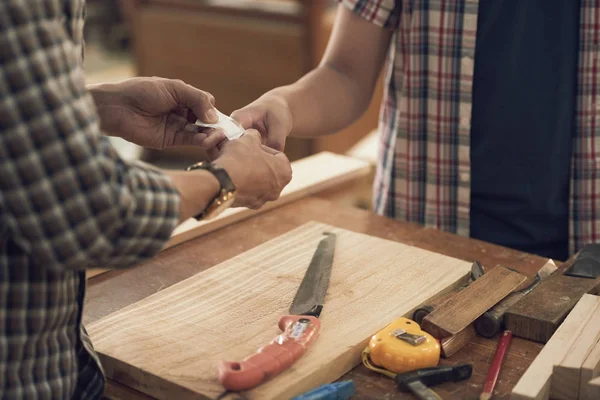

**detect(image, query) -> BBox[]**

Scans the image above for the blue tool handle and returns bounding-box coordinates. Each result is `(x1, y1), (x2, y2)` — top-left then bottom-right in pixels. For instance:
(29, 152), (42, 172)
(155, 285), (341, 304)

(291, 381), (355, 400)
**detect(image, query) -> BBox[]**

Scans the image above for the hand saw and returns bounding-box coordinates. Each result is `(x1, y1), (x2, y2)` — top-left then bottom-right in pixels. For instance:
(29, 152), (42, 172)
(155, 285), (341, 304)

(217, 232), (336, 392)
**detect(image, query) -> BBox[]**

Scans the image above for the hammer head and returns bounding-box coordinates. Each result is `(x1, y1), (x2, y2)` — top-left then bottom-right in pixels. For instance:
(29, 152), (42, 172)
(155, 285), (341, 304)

(395, 364), (473, 392)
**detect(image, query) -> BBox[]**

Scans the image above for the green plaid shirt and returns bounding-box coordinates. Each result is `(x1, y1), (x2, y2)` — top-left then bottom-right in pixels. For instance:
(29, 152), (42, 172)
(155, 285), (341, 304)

(0, 1), (180, 398)
(342, 0), (600, 255)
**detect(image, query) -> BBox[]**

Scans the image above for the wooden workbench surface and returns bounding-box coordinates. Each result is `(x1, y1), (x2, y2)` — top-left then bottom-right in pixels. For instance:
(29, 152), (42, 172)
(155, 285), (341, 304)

(84, 197), (547, 400)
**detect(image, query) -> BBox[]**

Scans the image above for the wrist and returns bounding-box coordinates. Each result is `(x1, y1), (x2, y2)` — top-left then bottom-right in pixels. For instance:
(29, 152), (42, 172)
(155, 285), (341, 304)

(87, 82), (120, 108)
(262, 89), (294, 139)
(167, 169), (220, 222)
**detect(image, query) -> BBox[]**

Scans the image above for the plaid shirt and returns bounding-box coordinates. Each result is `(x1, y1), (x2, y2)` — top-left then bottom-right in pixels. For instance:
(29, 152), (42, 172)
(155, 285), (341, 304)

(0, 1), (180, 398)
(342, 0), (600, 255)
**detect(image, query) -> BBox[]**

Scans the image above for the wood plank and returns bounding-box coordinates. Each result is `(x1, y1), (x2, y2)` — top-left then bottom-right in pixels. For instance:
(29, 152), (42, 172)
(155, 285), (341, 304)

(104, 378), (154, 400)
(586, 377), (600, 400)
(440, 324), (477, 358)
(580, 337), (600, 400)
(421, 266), (526, 339)
(87, 152), (371, 279)
(504, 274), (600, 343)
(552, 304), (600, 399)
(88, 221), (472, 400)
(510, 294), (600, 400)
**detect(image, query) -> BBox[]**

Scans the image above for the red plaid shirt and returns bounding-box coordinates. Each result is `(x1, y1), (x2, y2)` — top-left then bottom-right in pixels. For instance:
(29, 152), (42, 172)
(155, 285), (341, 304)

(342, 0), (600, 255)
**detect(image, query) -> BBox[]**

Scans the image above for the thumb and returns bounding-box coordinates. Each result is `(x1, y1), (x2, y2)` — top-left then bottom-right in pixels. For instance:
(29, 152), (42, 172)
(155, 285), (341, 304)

(231, 108), (257, 130)
(170, 80), (218, 124)
(243, 129), (263, 144)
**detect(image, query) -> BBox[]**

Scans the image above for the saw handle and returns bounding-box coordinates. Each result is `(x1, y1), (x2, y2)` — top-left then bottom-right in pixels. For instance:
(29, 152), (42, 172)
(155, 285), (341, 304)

(217, 315), (320, 392)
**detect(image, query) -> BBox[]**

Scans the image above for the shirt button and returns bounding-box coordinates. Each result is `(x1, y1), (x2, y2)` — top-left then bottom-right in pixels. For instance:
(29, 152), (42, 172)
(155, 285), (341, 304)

(460, 172), (470, 183)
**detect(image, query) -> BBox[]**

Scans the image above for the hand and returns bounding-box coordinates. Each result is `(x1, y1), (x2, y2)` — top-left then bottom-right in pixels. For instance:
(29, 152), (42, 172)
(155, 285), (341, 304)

(230, 93), (293, 151)
(89, 77), (227, 149)
(211, 130), (292, 209)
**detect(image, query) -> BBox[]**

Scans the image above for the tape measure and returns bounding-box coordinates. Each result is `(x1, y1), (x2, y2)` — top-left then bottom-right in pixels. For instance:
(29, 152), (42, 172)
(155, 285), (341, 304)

(362, 317), (440, 378)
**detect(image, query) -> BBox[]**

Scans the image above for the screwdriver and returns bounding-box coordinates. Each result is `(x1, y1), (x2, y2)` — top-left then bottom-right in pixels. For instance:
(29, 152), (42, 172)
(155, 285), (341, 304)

(291, 380), (355, 400)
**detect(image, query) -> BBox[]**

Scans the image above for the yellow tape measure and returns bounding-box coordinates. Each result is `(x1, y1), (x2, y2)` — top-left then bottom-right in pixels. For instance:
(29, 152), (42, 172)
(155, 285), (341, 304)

(362, 317), (440, 378)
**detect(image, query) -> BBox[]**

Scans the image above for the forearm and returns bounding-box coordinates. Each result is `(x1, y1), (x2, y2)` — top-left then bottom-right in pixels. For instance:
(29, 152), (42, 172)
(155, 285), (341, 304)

(253, 6), (392, 139)
(268, 63), (371, 138)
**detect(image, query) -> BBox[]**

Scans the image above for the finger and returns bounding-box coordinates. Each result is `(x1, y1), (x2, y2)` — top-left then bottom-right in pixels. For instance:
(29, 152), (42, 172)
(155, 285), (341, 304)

(266, 136), (286, 152)
(200, 129), (228, 149)
(230, 109), (255, 129)
(260, 144), (281, 155)
(242, 129), (262, 144)
(169, 80), (218, 124)
(206, 145), (223, 161)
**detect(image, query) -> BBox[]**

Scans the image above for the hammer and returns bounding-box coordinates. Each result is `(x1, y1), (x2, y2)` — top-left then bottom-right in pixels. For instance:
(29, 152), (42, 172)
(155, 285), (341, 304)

(395, 364), (473, 400)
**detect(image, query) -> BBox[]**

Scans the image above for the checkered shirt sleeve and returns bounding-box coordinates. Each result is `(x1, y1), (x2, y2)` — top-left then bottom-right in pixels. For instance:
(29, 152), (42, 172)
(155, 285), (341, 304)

(339, 0), (402, 29)
(0, 1), (181, 271)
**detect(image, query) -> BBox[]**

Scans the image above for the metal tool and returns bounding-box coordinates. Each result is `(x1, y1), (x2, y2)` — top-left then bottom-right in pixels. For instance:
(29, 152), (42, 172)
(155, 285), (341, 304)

(395, 364), (473, 400)
(362, 317), (440, 376)
(413, 261), (484, 324)
(475, 259), (557, 338)
(217, 232), (336, 392)
(195, 109), (245, 140)
(291, 380), (355, 400)
(564, 243), (600, 279)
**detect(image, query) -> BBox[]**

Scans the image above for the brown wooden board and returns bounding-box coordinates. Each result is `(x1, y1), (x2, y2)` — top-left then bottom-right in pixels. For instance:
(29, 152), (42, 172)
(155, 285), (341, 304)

(421, 266), (526, 339)
(87, 221), (471, 400)
(504, 274), (600, 343)
(84, 198), (550, 400)
(440, 324), (477, 358)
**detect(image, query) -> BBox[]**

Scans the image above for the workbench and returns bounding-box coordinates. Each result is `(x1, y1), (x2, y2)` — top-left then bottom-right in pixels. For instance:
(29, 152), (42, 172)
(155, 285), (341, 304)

(84, 197), (547, 400)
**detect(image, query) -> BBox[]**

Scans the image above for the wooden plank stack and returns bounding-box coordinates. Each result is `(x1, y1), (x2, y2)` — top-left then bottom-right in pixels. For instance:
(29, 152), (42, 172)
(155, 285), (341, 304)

(511, 294), (600, 400)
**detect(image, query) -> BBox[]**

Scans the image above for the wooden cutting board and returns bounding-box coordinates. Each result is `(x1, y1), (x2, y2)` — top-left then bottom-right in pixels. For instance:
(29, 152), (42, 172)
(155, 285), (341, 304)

(87, 222), (472, 400)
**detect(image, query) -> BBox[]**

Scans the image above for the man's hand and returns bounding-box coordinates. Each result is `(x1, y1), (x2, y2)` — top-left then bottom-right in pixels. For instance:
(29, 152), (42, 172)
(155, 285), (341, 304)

(89, 77), (227, 149)
(230, 93), (293, 152)
(212, 130), (292, 209)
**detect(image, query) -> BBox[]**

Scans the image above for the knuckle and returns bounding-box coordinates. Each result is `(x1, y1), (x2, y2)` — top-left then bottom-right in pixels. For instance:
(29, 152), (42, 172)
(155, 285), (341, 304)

(202, 90), (215, 102)
(267, 192), (280, 202)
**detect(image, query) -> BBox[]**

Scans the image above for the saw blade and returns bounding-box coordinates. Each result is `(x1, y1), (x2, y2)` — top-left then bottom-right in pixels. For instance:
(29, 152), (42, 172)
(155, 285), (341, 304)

(289, 232), (336, 317)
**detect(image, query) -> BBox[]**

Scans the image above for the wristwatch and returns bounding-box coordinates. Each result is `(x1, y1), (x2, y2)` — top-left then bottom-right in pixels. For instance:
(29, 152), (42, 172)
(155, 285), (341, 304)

(185, 161), (236, 220)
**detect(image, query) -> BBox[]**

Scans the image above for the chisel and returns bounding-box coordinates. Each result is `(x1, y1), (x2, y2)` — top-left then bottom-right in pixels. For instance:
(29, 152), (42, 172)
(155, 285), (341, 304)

(475, 259), (557, 338)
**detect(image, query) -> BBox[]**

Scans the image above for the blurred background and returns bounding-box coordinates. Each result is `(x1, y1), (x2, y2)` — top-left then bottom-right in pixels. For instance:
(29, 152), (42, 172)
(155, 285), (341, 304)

(83, 0), (382, 170)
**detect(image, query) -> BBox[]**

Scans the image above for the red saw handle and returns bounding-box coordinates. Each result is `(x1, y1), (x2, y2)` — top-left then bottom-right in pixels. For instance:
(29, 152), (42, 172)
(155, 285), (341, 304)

(217, 315), (320, 392)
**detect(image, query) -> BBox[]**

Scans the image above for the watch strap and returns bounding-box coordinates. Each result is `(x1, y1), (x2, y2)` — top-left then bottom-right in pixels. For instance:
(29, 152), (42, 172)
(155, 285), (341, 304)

(185, 161), (236, 220)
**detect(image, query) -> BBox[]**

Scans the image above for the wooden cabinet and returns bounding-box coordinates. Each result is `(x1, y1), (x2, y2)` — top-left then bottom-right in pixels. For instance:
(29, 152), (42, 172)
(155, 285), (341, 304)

(124, 0), (382, 164)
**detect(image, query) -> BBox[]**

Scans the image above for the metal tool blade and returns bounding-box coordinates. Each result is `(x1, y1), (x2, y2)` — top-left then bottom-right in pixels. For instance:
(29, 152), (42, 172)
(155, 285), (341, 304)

(406, 381), (442, 400)
(289, 232), (336, 318)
